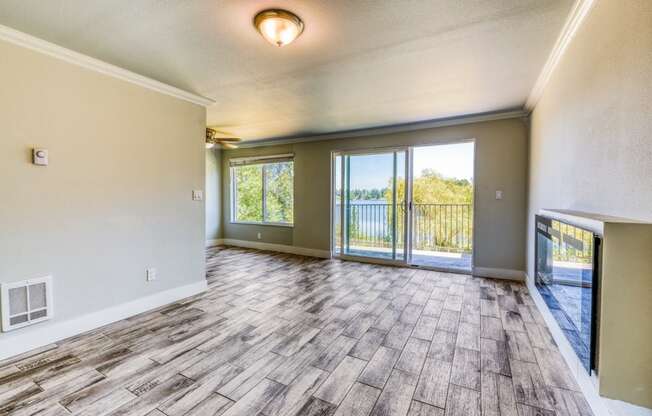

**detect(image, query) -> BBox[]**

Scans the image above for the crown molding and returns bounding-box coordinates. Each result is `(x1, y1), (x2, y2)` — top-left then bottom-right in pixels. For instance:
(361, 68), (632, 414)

(525, 0), (596, 111)
(0, 24), (214, 107)
(238, 108), (528, 148)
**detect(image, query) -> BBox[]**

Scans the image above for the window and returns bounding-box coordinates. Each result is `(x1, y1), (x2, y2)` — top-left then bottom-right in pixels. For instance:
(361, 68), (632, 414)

(231, 154), (294, 225)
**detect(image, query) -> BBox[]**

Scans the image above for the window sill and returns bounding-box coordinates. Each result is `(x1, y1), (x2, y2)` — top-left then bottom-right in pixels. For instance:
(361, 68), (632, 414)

(230, 221), (294, 228)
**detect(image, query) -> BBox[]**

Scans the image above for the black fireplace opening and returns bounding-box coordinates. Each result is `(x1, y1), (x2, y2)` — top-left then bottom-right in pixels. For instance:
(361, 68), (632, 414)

(535, 215), (600, 373)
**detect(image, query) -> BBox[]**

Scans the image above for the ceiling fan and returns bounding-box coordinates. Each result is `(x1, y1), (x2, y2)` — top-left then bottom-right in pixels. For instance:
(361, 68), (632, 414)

(206, 128), (242, 149)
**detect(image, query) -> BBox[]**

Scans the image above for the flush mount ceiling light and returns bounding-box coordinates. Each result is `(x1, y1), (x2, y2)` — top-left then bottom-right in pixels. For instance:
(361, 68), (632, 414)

(206, 128), (242, 149)
(253, 9), (304, 47)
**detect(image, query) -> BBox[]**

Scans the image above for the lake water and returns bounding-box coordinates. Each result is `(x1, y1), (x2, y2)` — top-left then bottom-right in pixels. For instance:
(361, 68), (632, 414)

(335, 200), (395, 238)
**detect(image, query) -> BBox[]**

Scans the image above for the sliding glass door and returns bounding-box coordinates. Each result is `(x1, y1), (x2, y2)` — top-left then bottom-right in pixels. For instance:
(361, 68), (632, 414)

(408, 143), (474, 271)
(332, 142), (475, 272)
(333, 149), (407, 263)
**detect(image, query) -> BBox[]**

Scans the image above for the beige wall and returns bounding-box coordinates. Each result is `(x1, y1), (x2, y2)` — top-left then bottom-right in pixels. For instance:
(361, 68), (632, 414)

(600, 223), (652, 408)
(527, 0), (652, 407)
(0, 40), (206, 339)
(222, 118), (528, 272)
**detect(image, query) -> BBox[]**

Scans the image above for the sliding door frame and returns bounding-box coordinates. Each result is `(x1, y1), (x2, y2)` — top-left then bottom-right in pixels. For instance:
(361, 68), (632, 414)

(330, 146), (409, 266)
(330, 139), (476, 274)
(407, 139), (477, 273)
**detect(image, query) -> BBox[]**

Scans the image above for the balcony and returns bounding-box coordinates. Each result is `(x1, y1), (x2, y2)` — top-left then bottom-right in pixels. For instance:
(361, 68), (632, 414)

(335, 202), (473, 270)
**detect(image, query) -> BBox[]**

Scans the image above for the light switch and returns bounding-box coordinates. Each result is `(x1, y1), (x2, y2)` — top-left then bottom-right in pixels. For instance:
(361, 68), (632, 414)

(495, 190), (503, 200)
(146, 268), (157, 281)
(33, 148), (48, 166)
(192, 190), (203, 201)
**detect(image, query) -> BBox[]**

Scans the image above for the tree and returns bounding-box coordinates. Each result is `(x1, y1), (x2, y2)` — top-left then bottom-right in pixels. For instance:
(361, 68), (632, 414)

(384, 169), (474, 252)
(234, 162), (294, 223)
(390, 169), (472, 204)
(264, 162), (293, 223)
(234, 164), (263, 222)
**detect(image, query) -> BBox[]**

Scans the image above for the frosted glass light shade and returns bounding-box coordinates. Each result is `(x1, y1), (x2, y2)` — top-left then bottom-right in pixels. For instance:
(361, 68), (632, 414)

(254, 9), (304, 47)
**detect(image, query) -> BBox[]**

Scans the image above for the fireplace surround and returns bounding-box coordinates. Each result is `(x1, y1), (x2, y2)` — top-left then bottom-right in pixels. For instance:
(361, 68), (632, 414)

(534, 214), (600, 373)
(530, 209), (652, 412)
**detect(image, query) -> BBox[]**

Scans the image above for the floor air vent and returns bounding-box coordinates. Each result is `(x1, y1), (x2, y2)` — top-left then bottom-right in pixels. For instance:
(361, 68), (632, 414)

(1, 275), (53, 332)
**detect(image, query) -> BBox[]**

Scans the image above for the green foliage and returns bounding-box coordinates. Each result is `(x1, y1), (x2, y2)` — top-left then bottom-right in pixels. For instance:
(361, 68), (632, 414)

(347, 188), (385, 200)
(345, 169), (473, 204)
(264, 162), (294, 223)
(234, 162), (294, 224)
(391, 169), (473, 204)
(387, 169), (474, 253)
(234, 164), (263, 222)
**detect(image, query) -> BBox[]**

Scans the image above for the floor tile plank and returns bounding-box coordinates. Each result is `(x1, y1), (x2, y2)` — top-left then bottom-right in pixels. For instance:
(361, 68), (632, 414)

(333, 382), (381, 416)
(370, 369), (418, 416)
(395, 337), (430, 375)
(444, 384), (480, 416)
(314, 356), (368, 405)
(358, 346), (401, 389)
(262, 366), (328, 416)
(414, 357), (451, 408)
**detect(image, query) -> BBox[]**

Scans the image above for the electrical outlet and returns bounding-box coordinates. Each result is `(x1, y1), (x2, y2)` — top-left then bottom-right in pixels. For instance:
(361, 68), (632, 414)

(146, 268), (157, 281)
(192, 190), (203, 201)
(257, 232), (262, 240)
(495, 190), (503, 200)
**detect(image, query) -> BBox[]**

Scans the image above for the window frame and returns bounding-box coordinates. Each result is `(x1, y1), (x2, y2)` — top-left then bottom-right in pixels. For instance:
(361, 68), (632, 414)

(230, 156), (294, 227)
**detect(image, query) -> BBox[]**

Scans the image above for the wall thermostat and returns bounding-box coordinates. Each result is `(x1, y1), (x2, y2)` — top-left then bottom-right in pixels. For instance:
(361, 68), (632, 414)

(33, 148), (48, 166)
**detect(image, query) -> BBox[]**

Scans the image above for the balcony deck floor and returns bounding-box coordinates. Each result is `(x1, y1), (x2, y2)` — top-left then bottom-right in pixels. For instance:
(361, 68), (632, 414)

(411, 252), (472, 271)
(342, 246), (473, 271)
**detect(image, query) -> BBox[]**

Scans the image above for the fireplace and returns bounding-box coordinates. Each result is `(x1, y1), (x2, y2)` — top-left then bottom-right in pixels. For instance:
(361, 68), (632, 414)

(535, 214), (600, 372)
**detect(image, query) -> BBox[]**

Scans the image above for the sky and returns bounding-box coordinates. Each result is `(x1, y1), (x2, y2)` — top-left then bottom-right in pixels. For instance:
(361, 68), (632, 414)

(343, 142), (474, 189)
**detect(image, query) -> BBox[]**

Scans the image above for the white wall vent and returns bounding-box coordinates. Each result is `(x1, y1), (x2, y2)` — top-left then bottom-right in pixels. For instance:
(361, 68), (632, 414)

(1, 275), (53, 332)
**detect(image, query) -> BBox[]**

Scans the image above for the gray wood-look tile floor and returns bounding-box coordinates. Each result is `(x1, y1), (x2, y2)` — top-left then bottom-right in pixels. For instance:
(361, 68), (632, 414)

(0, 246), (594, 416)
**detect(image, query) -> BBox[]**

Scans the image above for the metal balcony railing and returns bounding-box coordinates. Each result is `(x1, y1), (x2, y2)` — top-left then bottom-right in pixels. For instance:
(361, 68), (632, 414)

(336, 203), (473, 253)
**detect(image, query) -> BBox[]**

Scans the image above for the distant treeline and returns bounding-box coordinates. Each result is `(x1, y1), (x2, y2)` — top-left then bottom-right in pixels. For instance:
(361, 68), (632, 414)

(347, 188), (386, 200)
(345, 169), (473, 204)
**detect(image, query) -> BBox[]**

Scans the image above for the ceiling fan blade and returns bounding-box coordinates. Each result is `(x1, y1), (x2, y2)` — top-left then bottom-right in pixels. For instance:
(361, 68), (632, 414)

(221, 142), (239, 149)
(216, 137), (242, 142)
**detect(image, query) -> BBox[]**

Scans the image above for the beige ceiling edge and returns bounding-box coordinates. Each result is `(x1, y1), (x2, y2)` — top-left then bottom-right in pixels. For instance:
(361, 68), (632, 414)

(0, 24), (214, 107)
(238, 109), (528, 149)
(525, 0), (596, 111)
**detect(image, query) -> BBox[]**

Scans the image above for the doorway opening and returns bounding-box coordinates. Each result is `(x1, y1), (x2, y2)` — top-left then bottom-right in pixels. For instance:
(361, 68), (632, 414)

(409, 142), (474, 271)
(331, 141), (475, 273)
(333, 149), (407, 264)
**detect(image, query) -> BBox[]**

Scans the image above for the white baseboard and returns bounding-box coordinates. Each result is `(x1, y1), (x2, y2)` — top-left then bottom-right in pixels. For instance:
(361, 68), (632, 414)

(526, 275), (652, 416)
(221, 239), (331, 259)
(472, 267), (525, 281)
(603, 398), (652, 416)
(0, 280), (207, 362)
(206, 238), (224, 247)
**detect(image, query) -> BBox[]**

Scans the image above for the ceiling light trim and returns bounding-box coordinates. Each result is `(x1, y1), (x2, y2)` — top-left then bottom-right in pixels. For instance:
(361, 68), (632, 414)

(253, 9), (304, 47)
(236, 108), (528, 148)
(0, 24), (215, 107)
(525, 0), (596, 111)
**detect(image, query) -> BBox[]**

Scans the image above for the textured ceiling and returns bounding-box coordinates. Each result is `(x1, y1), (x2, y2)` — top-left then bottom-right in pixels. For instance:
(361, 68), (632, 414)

(0, 0), (573, 141)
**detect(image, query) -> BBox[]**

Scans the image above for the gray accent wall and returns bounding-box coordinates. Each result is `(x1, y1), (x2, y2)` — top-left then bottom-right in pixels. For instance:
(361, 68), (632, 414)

(222, 118), (529, 273)
(206, 148), (222, 242)
(0, 39), (206, 338)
